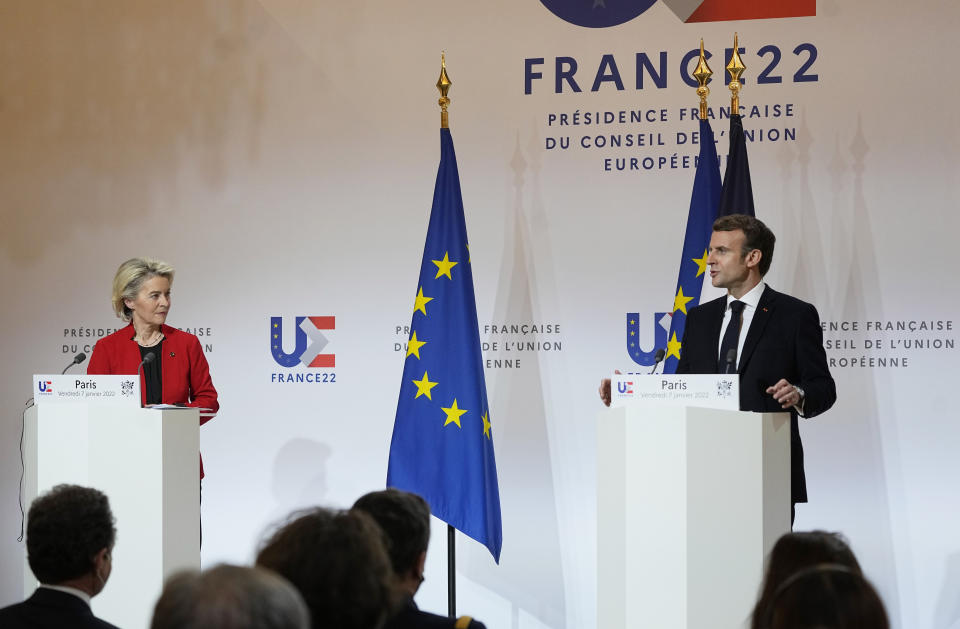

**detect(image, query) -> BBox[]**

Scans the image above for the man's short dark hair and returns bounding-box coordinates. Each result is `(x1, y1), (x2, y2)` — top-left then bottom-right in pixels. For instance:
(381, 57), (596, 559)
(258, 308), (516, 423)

(255, 507), (397, 629)
(353, 489), (431, 577)
(151, 564), (310, 629)
(713, 214), (776, 276)
(27, 484), (116, 584)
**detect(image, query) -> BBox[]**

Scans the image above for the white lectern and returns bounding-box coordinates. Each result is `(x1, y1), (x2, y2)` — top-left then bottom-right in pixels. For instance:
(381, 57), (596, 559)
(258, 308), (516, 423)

(24, 375), (200, 629)
(598, 377), (791, 629)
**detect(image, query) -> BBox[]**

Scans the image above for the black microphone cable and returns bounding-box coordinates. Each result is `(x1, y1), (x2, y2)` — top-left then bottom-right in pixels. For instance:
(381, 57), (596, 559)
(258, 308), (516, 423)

(18, 396), (34, 542)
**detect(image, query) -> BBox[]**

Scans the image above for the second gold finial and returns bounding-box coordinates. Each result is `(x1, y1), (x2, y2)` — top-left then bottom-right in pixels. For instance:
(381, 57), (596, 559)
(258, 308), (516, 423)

(726, 33), (745, 116)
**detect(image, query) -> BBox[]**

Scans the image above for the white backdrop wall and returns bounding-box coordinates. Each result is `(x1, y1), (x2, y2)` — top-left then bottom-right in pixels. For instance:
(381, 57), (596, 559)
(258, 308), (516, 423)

(1, 1), (958, 628)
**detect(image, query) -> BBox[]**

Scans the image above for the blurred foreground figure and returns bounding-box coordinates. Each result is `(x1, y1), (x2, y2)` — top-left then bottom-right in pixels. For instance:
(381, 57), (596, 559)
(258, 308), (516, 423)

(256, 507), (397, 629)
(151, 564), (310, 629)
(752, 531), (889, 629)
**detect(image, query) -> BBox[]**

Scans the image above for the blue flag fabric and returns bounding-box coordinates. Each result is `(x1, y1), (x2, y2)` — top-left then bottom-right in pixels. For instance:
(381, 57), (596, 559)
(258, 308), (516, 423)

(387, 128), (503, 562)
(718, 113), (755, 216)
(663, 118), (723, 373)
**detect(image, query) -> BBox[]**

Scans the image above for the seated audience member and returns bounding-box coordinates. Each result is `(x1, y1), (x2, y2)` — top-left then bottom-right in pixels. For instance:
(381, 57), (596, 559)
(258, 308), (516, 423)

(151, 564), (310, 629)
(751, 530), (862, 629)
(0, 485), (119, 629)
(256, 507), (398, 629)
(761, 564), (890, 629)
(353, 489), (487, 629)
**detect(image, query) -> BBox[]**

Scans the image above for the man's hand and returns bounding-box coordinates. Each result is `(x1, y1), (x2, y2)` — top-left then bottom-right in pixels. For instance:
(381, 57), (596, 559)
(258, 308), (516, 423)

(766, 378), (802, 409)
(598, 370), (621, 407)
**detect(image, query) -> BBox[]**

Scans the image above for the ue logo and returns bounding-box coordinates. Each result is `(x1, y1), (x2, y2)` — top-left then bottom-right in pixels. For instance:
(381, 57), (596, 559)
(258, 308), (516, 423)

(271, 316), (335, 368)
(617, 380), (634, 394)
(37, 380), (53, 394)
(540, 0), (815, 28)
(627, 311), (671, 367)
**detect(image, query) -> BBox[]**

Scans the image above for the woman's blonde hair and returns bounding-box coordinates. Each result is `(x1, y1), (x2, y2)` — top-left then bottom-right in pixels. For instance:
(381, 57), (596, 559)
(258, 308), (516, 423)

(111, 258), (175, 322)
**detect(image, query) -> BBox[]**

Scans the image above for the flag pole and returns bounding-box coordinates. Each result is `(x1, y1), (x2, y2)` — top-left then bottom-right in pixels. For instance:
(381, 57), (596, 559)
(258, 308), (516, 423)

(448, 524), (457, 617)
(436, 52), (458, 619)
(662, 40), (722, 373)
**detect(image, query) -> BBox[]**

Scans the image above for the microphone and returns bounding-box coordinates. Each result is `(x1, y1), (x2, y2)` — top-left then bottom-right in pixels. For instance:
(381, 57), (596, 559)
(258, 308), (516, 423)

(724, 348), (737, 374)
(61, 352), (87, 374)
(139, 352), (156, 369)
(138, 352), (156, 408)
(648, 348), (666, 374)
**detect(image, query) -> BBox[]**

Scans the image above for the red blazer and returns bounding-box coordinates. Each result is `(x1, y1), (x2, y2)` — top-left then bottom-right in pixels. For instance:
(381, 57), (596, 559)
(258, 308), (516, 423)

(88, 323), (219, 477)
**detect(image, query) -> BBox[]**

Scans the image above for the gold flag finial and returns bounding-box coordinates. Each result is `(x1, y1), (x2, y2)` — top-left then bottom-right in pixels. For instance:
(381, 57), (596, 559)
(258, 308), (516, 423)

(437, 52), (452, 129)
(693, 38), (713, 121)
(726, 33), (745, 115)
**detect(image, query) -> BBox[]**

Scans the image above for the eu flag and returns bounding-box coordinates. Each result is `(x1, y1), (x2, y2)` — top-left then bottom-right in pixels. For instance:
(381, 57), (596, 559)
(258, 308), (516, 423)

(663, 118), (722, 373)
(718, 113), (755, 216)
(387, 127), (503, 562)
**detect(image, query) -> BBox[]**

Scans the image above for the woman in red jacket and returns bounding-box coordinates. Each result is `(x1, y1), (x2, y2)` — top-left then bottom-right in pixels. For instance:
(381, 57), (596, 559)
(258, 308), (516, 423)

(88, 257), (219, 478)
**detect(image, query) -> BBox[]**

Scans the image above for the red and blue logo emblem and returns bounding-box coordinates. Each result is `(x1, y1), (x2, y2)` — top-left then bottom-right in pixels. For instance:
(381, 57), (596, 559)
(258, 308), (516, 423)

(271, 316), (336, 368)
(540, 0), (814, 28)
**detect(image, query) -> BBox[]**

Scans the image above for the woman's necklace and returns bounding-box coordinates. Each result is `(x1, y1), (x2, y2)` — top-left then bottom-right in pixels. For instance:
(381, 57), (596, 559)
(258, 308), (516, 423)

(135, 329), (164, 347)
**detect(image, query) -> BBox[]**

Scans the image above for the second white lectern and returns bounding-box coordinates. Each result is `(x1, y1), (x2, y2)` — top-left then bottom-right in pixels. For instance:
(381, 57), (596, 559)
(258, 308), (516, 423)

(23, 378), (201, 629)
(598, 379), (791, 629)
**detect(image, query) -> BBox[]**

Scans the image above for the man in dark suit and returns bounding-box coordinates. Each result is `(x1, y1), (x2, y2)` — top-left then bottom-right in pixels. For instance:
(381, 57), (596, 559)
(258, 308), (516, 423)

(675, 214), (836, 518)
(353, 489), (487, 629)
(0, 484), (120, 629)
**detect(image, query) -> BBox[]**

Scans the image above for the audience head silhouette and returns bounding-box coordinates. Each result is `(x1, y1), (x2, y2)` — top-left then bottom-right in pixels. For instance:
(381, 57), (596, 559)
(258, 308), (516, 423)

(151, 564), (310, 629)
(27, 484), (116, 595)
(752, 531), (887, 629)
(256, 507), (396, 629)
(0, 484), (121, 628)
(761, 563), (889, 629)
(353, 488), (431, 595)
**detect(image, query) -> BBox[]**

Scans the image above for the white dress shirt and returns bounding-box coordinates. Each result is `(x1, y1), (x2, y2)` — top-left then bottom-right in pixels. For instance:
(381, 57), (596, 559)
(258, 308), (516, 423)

(39, 583), (92, 606)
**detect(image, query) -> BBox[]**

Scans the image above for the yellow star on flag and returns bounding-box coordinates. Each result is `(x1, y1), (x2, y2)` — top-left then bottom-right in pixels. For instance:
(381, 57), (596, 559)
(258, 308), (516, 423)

(412, 371), (439, 400)
(673, 287), (694, 315)
(413, 286), (433, 316)
(432, 252), (458, 280)
(482, 412), (491, 439)
(442, 399), (467, 428)
(406, 331), (426, 359)
(692, 249), (709, 277)
(666, 331), (682, 361)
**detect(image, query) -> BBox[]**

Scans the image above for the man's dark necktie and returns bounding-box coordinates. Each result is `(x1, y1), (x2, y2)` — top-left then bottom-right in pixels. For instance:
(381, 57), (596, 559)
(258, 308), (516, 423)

(718, 300), (746, 373)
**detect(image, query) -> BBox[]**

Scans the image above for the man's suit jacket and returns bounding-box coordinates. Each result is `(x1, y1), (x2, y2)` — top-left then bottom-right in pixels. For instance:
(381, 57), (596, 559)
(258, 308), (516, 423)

(676, 286), (836, 503)
(384, 597), (487, 629)
(0, 588), (121, 629)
